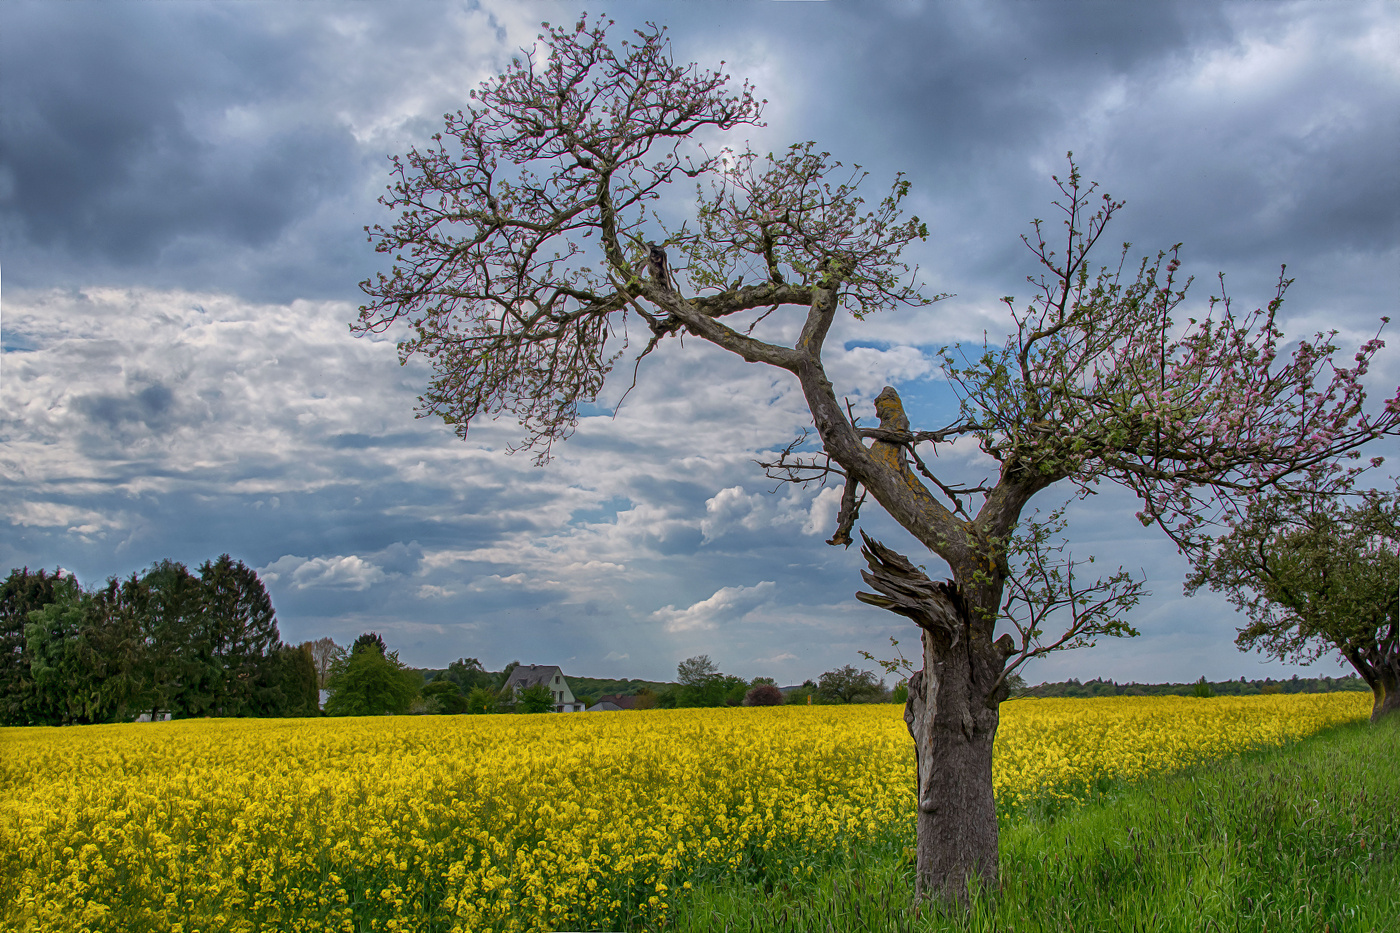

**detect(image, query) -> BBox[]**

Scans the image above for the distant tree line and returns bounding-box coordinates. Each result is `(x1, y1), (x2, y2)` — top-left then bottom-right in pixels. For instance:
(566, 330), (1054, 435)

(322, 649), (526, 716)
(338, 652), (900, 716)
(617, 655), (893, 709)
(1016, 674), (1372, 700)
(543, 675), (673, 708)
(0, 559), (318, 726)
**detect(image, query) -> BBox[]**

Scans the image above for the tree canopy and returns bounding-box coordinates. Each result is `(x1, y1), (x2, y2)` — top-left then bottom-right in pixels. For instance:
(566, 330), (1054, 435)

(1, 557), (313, 725)
(324, 644), (420, 717)
(354, 15), (1400, 902)
(671, 654), (747, 707)
(817, 664), (886, 704)
(352, 632), (389, 657)
(1188, 479), (1400, 722)
(443, 656), (494, 692)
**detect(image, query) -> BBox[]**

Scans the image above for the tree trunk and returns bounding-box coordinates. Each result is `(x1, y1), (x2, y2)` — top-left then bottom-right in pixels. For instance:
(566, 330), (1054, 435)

(856, 533), (1012, 903)
(904, 631), (1002, 902)
(1345, 638), (1399, 723)
(1370, 664), (1399, 723)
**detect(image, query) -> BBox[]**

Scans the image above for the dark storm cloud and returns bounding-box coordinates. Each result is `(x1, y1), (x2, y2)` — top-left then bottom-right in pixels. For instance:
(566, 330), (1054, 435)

(73, 382), (177, 431)
(647, 0), (1400, 321)
(817, 1), (1227, 160)
(4, 1), (1392, 683)
(0, 5), (355, 269)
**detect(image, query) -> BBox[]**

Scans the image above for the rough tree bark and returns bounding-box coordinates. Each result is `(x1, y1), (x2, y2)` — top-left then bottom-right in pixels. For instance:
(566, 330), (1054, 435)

(1359, 648), (1400, 722)
(856, 534), (1013, 900)
(1331, 605), (1399, 723)
(1336, 598), (1400, 724)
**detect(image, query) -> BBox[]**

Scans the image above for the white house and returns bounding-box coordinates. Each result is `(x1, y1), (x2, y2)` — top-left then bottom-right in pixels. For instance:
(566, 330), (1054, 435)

(501, 664), (585, 712)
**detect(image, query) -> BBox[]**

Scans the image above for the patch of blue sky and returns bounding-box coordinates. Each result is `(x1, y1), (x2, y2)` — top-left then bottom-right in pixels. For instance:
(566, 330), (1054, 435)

(1, 330), (38, 352)
(577, 401), (613, 418)
(883, 376), (967, 431)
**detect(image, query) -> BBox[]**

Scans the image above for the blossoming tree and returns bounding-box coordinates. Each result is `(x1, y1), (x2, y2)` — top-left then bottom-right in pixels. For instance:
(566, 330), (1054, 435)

(1187, 478), (1400, 723)
(353, 17), (1400, 902)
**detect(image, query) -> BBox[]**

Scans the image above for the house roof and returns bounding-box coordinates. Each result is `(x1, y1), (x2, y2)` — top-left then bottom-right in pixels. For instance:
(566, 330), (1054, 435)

(595, 693), (637, 710)
(502, 664), (565, 691)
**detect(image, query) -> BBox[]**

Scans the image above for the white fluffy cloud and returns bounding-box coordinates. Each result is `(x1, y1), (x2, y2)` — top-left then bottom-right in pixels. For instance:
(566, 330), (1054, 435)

(652, 581), (777, 633)
(260, 554), (387, 591)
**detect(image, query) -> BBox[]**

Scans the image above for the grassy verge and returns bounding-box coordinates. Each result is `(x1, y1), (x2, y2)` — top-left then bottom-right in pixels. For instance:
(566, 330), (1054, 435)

(663, 716), (1399, 933)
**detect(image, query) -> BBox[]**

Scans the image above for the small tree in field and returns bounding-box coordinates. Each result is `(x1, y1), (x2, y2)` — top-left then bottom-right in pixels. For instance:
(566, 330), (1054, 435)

(515, 681), (556, 714)
(817, 664), (885, 704)
(354, 17), (1400, 902)
(1188, 477), (1400, 722)
(465, 685), (499, 715)
(324, 644), (420, 716)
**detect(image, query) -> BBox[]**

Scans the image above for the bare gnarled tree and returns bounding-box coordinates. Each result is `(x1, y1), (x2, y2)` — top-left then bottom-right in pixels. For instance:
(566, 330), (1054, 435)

(355, 16), (1400, 903)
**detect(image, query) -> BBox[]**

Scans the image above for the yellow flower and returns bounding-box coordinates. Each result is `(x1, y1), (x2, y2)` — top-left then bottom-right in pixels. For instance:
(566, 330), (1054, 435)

(0, 694), (1366, 932)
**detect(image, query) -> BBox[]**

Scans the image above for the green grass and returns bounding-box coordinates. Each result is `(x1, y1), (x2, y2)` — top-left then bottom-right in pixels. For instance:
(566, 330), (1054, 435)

(660, 716), (1400, 933)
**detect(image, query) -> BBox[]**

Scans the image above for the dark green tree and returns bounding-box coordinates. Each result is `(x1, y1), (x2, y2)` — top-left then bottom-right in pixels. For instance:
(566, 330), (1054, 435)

(465, 685), (499, 714)
(23, 576), (90, 725)
(677, 654), (719, 686)
(140, 560), (210, 719)
(5, 557), (304, 723)
(198, 554), (282, 716)
(352, 632), (389, 657)
(22, 573), (148, 725)
(422, 677), (469, 714)
(720, 675), (750, 707)
(443, 657), (494, 692)
(247, 642), (321, 717)
(279, 643), (322, 716)
(675, 654), (734, 707)
(83, 573), (155, 722)
(0, 567), (65, 725)
(324, 644), (421, 716)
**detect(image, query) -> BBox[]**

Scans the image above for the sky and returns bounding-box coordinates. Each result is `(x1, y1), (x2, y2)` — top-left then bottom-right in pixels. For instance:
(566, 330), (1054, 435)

(2, 0), (1397, 687)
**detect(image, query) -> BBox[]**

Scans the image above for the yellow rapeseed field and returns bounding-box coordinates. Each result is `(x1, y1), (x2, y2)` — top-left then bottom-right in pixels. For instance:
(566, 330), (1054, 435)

(0, 693), (1369, 933)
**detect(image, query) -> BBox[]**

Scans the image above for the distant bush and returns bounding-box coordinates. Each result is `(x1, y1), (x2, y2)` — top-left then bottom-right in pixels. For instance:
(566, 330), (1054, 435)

(743, 684), (784, 707)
